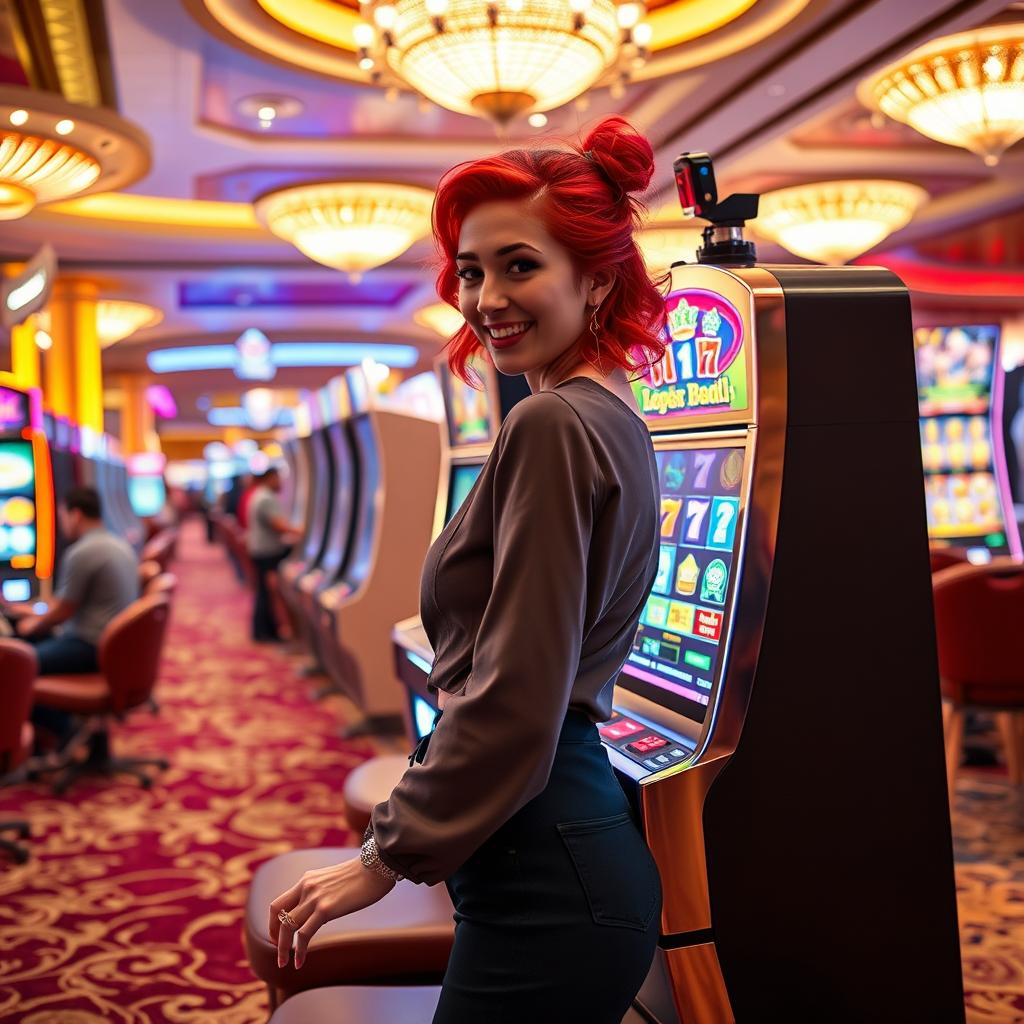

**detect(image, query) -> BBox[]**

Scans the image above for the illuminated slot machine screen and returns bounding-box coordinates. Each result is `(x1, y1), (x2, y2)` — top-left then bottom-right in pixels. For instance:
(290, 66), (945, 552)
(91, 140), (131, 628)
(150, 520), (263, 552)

(446, 462), (484, 525)
(129, 476), (166, 518)
(440, 364), (495, 447)
(914, 324), (1012, 555)
(619, 442), (745, 724)
(0, 440), (38, 567)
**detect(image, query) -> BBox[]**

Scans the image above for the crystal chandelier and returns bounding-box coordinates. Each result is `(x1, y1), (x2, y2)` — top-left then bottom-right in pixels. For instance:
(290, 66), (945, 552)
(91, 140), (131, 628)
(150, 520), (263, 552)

(755, 180), (928, 265)
(354, 0), (652, 123)
(254, 181), (435, 278)
(414, 302), (465, 336)
(0, 131), (99, 220)
(97, 300), (163, 348)
(859, 23), (1024, 166)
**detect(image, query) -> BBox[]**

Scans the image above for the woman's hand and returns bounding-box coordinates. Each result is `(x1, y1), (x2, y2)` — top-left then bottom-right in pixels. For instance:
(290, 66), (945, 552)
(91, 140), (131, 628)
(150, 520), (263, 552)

(268, 857), (396, 969)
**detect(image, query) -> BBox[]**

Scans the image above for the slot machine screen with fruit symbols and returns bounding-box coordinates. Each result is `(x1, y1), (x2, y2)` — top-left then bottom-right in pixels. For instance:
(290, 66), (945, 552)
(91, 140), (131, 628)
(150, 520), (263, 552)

(620, 443), (744, 724)
(915, 324), (1017, 556)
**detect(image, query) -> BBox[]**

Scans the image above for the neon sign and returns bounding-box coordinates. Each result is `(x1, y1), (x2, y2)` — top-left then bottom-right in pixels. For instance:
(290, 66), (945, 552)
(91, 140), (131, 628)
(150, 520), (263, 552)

(632, 288), (748, 421)
(0, 387), (30, 431)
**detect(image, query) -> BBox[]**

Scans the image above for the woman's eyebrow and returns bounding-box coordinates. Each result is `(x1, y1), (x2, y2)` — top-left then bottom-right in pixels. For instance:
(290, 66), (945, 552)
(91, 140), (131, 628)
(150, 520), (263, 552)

(456, 242), (542, 261)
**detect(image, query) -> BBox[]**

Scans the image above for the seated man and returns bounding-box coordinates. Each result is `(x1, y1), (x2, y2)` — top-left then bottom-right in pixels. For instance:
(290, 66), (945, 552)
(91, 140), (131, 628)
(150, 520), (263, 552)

(246, 466), (296, 642)
(0, 486), (138, 746)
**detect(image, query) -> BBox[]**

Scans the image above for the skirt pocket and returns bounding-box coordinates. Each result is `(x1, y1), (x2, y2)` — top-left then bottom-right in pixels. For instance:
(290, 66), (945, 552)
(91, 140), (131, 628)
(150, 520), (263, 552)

(557, 812), (661, 932)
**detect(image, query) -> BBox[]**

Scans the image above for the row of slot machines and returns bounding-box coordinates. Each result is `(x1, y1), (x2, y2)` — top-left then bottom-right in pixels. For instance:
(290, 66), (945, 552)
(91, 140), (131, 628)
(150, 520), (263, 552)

(387, 262), (965, 1021)
(914, 322), (1022, 560)
(0, 381), (144, 603)
(276, 368), (441, 733)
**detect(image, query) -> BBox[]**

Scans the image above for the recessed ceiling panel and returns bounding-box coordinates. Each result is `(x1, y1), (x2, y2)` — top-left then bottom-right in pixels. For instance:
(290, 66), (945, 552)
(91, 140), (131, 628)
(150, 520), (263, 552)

(177, 276), (419, 308)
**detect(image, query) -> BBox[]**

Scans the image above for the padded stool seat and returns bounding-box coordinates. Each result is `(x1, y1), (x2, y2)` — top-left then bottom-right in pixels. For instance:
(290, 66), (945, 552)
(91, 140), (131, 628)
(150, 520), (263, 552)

(343, 754), (410, 833)
(268, 985), (441, 1023)
(33, 675), (109, 714)
(245, 848), (454, 1009)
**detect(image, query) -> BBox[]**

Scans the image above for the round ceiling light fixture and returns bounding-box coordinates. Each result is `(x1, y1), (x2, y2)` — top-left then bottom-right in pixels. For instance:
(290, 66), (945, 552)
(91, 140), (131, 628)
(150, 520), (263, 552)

(97, 300), (164, 348)
(755, 180), (928, 265)
(859, 23), (1024, 166)
(353, 0), (648, 123)
(254, 181), (435, 279)
(0, 86), (150, 221)
(414, 302), (465, 337)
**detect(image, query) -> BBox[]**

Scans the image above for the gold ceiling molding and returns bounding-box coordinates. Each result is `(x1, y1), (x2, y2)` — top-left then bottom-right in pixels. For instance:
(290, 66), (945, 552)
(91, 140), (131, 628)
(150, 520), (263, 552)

(189, 0), (808, 103)
(48, 192), (265, 232)
(0, 85), (150, 219)
(38, 0), (101, 107)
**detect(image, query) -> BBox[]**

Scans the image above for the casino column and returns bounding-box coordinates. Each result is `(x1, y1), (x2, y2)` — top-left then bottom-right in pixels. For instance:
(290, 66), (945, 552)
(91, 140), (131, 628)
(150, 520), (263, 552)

(115, 373), (159, 456)
(1, 263), (40, 390)
(47, 276), (103, 432)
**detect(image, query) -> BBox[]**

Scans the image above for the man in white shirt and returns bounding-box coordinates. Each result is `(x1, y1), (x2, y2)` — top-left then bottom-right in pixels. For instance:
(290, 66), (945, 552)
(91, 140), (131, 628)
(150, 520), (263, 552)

(245, 467), (295, 641)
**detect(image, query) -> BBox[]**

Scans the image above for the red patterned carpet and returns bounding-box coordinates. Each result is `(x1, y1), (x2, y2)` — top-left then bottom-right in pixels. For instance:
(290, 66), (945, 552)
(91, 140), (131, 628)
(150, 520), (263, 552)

(0, 520), (375, 1023)
(2, 519), (1024, 1022)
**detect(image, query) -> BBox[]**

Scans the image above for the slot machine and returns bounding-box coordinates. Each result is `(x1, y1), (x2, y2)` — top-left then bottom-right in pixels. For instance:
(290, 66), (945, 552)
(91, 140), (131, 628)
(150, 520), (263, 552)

(0, 382), (55, 603)
(915, 323), (1022, 561)
(598, 156), (964, 1022)
(315, 366), (441, 734)
(392, 353), (530, 740)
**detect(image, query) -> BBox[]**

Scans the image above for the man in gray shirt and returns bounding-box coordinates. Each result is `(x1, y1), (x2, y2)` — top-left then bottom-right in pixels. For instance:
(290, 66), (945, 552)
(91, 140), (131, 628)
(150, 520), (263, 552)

(246, 466), (295, 642)
(1, 486), (138, 744)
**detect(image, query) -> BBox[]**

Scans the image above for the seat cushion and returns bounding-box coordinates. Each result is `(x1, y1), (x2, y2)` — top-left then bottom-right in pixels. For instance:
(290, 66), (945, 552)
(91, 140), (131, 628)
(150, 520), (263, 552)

(269, 985), (441, 1024)
(33, 675), (110, 714)
(245, 848), (453, 996)
(343, 755), (410, 833)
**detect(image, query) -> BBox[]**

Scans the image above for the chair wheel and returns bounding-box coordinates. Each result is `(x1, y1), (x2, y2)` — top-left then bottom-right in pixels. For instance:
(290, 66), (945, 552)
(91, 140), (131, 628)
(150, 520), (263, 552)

(16, 823), (29, 838)
(140, 776), (152, 789)
(156, 760), (169, 770)
(13, 847), (28, 864)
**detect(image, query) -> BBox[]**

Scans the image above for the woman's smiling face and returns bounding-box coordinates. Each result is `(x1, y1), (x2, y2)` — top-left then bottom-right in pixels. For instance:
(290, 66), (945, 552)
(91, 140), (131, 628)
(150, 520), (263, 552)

(456, 199), (610, 381)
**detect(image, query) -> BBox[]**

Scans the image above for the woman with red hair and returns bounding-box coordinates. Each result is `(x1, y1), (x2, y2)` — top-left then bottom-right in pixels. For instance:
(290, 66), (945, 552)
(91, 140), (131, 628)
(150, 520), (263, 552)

(272, 117), (668, 1021)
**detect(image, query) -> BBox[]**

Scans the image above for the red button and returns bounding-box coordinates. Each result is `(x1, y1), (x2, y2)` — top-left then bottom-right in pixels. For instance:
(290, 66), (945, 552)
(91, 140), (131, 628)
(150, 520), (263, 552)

(599, 719), (645, 741)
(626, 735), (669, 755)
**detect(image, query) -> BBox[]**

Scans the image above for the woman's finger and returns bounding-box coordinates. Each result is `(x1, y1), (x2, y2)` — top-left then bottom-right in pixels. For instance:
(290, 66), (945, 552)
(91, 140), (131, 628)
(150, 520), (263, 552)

(293, 903), (328, 969)
(268, 881), (302, 943)
(275, 896), (315, 969)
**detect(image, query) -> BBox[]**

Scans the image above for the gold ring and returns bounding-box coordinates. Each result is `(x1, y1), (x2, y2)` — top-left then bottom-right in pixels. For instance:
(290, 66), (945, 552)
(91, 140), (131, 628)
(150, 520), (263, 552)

(278, 909), (297, 928)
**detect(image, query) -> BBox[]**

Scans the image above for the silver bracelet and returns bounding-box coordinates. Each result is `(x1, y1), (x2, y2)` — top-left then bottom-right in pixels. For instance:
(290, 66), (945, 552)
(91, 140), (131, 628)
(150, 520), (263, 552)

(360, 827), (403, 882)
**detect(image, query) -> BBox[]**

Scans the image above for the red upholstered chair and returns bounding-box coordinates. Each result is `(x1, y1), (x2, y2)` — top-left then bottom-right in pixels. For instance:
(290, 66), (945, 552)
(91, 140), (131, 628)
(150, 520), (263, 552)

(268, 985), (441, 1023)
(929, 547), (969, 575)
(138, 559), (162, 591)
(933, 558), (1024, 796)
(342, 754), (410, 833)
(145, 572), (178, 599)
(32, 594), (172, 795)
(141, 532), (174, 573)
(0, 639), (37, 863)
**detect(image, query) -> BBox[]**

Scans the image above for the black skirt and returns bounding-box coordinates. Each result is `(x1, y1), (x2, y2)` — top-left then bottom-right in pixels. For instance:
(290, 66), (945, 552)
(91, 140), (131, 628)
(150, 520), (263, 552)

(432, 710), (662, 1024)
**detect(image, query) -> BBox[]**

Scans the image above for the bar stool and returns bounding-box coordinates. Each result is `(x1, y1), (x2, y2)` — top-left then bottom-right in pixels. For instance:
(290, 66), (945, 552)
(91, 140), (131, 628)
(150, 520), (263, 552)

(267, 985), (440, 1023)
(245, 847), (454, 1011)
(342, 754), (409, 833)
(933, 558), (1024, 796)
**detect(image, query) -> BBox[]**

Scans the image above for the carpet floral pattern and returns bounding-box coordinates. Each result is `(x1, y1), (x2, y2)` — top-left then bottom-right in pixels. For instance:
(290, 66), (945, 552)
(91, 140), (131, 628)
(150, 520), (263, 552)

(2, 522), (1024, 1021)
(0, 522), (374, 1023)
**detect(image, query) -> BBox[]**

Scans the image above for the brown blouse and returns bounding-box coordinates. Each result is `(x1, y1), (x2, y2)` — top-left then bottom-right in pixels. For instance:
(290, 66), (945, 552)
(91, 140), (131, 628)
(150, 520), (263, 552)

(371, 376), (660, 884)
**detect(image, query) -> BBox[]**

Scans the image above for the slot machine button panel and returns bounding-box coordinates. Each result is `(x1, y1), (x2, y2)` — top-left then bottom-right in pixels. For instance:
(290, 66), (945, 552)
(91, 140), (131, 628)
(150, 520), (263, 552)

(626, 735), (669, 756)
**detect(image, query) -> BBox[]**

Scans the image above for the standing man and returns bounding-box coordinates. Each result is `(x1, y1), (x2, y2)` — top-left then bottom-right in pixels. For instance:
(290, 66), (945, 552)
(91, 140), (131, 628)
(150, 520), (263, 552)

(0, 485), (139, 745)
(246, 467), (295, 642)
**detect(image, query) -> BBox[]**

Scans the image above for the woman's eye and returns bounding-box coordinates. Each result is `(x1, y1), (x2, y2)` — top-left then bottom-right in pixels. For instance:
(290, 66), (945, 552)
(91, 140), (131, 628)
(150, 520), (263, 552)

(508, 259), (538, 274)
(455, 266), (481, 282)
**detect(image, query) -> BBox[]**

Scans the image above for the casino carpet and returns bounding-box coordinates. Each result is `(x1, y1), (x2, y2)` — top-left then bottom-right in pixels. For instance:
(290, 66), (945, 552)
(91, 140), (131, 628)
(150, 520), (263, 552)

(1, 524), (1024, 1022)
(0, 519), (375, 1023)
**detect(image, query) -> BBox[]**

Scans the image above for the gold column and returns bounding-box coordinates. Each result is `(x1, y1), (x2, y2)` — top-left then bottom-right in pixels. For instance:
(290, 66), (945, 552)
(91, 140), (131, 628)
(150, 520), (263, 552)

(117, 373), (158, 454)
(48, 277), (101, 429)
(2, 263), (41, 389)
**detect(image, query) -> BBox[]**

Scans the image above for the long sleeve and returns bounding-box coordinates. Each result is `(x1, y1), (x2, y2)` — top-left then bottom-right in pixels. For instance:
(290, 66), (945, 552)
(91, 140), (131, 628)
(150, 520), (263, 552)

(371, 393), (603, 884)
